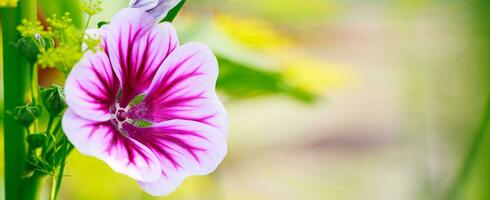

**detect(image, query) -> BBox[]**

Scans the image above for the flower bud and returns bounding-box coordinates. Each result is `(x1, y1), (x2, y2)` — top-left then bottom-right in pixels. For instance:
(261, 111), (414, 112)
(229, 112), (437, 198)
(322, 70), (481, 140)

(16, 36), (54, 63)
(16, 37), (39, 63)
(129, 0), (181, 22)
(41, 85), (67, 117)
(9, 104), (42, 128)
(27, 133), (47, 149)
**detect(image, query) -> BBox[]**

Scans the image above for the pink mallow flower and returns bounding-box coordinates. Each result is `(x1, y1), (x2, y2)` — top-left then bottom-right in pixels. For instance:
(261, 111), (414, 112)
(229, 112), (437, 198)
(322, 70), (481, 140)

(62, 8), (228, 196)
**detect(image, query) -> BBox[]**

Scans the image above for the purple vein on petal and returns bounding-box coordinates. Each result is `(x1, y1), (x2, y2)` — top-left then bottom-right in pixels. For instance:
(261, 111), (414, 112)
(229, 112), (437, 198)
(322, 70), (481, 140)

(126, 124), (208, 168)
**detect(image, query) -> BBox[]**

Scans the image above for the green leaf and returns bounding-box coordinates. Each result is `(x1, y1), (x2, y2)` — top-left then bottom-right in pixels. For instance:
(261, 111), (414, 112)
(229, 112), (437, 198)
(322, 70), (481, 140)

(97, 21), (109, 28)
(216, 55), (316, 103)
(162, 0), (186, 22)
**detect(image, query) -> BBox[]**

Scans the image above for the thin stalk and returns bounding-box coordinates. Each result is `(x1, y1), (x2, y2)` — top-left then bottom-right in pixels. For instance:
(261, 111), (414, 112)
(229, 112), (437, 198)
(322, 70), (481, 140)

(46, 115), (54, 136)
(49, 175), (57, 200)
(84, 15), (92, 30)
(42, 116), (56, 158)
(445, 93), (490, 199)
(30, 64), (39, 104)
(53, 144), (72, 200)
(30, 63), (40, 131)
(162, 0), (186, 22)
(83, 0), (93, 30)
(46, 119), (62, 152)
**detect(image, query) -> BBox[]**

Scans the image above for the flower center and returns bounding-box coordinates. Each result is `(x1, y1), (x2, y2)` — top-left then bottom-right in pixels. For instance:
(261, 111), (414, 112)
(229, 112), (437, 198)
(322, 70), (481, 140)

(110, 103), (133, 136)
(115, 109), (128, 122)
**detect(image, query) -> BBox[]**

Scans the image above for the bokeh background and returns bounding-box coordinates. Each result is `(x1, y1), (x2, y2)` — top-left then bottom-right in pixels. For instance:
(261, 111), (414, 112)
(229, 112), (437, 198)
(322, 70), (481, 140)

(2, 0), (490, 199)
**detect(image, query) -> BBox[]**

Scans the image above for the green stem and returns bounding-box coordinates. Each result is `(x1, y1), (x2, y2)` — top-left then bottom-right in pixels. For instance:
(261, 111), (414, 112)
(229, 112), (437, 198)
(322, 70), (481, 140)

(2, 0), (37, 198)
(445, 93), (490, 199)
(23, 173), (43, 200)
(84, 15), (92, 30)
(53, 144), (72, 200)
(30, 63), (40, 131)
(46, 115), (54, 136)
(46, 119), (62, 152)
(49, 175), (57, 200)
(162, 0), (186, 22)
(42, 116), (56, 158)
(30, 64), (39, 105)
(22, 0), (42, 199)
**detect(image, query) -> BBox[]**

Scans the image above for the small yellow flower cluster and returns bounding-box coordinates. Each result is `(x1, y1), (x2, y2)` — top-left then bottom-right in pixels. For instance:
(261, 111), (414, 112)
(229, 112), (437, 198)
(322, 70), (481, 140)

(17, 20), (52, 38)
(37, 26), (84, 72)
(80, 0), (103, 16)
(36, 24), (101, 73)
(47, 13), (73, 30)
(16, 2), (103, 75)
(37, 44), (82, 73)
(0, 0), (18, 7)
(83, 35), (102, 52)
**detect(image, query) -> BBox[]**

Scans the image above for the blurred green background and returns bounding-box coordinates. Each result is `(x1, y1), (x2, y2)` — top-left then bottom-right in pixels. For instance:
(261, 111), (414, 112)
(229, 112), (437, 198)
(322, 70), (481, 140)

(1, 0), (490, 199)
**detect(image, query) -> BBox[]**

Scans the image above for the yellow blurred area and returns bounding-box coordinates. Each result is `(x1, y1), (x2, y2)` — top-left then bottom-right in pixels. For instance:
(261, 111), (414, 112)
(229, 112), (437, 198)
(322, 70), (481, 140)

(213, 12), (353, 95)
(0, 0), (18, 7)
(64, 151), (219, 200)
(214, 14), (292, 50)
(282, 59), (357, 95)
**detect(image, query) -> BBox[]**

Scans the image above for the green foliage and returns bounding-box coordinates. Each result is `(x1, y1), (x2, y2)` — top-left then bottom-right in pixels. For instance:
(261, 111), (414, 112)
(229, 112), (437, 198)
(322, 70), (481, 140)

(216, 55), (316, 102)
(24, 89), (72, 178)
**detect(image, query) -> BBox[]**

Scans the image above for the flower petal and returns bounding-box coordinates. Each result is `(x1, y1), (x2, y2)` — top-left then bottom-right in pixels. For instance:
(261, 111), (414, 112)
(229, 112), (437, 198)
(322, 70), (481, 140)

(129, 0), (182, 22)
(130, 42), (227, 135)
(65, 51), (119, 122)
(62, 109), (162, 182)
(123, 120), (227, 196)
(105, 8), (179, 106)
